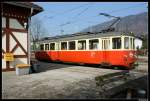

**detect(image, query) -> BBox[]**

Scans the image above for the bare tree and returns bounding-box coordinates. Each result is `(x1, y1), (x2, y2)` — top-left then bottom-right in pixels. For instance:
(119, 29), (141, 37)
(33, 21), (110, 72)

(30, 17), (48, 51)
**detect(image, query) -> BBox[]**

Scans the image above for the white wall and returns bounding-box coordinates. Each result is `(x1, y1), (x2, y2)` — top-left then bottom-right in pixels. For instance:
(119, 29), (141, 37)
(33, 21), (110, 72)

(2, 17), (28, 70)
(9, 18), (24, 29)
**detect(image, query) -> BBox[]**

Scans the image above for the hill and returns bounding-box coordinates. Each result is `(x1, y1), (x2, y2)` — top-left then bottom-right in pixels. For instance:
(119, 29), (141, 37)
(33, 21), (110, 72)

(81, 12), (148, 36)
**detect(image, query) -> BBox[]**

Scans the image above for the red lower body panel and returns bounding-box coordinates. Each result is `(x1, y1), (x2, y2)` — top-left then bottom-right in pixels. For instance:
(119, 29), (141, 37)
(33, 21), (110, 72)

(35, 50), (136, 69)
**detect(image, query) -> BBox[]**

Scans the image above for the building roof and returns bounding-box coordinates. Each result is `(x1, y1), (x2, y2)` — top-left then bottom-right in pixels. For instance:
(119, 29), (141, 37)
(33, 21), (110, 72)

(3, 2), (43, 16)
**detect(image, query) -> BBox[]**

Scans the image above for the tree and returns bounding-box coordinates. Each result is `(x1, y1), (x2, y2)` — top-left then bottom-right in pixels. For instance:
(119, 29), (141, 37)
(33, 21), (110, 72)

(30, 17), (48, 51)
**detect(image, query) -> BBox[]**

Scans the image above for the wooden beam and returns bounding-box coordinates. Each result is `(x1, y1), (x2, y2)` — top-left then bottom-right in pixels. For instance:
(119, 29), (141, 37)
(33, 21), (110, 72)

(10, 28), (27, 33)
(2, 68), (15, 72)
(2, 28), (27, 33)
(14, 55), (27, 58)
(10, 44), (18, 53)
(6, 17), (10, 69)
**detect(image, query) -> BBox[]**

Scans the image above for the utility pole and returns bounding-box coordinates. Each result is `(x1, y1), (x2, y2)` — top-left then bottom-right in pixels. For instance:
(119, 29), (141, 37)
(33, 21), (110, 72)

(28, 7), (33, 65)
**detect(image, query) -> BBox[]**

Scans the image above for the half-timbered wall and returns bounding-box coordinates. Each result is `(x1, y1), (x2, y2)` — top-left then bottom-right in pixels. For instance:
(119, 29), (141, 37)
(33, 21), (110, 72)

(2, 3), (30, 71)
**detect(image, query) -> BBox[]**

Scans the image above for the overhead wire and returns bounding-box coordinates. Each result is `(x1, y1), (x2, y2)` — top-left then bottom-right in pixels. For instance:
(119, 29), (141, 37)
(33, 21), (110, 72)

(48, 3), (147, 34)
(47, 2), (92, 19)
(59, 2), (94, 27)
(61, 2), (147, 27)
(107, 2), (147, 14)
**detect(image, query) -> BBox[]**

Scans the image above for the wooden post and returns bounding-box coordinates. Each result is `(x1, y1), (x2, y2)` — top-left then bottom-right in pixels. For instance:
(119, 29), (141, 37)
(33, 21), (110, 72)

(126, 88), (132, 99)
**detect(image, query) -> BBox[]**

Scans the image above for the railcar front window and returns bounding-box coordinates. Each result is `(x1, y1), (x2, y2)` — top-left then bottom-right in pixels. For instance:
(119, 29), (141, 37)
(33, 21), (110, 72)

(124, 37), (129, 49)
(50, 43), (55, 50)
(112, 37), (121, 49)
(130, 38), (133, 49)
(133, 38), (135, 50)
(78, 40), (86, 50)
(40, 44), (44, 50)
(89, 39), (99, 50)
(69, 41), (75, 50)
(45, 44), (49, 50)
(61, 42), (67, 50)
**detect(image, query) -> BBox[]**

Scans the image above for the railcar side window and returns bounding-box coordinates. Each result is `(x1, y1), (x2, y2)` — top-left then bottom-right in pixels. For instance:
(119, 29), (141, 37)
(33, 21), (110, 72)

(55, 43), (60, 50)
(130, 38), (133, 49)
(112, 37), (121, 49)
(78, 40), (86, 50)
(124, 37), (129, 49)
(40, 44), (44, 50)
(89, 39), (99, 50)
(45, 44), (49, 50)
(69, 41), (75, 50)
(50, 43), (55, 50)
(61, 42), (67, 50)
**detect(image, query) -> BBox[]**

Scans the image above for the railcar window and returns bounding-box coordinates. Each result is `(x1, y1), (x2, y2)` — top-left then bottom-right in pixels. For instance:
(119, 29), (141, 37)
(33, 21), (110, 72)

(45, 44), (49, 50)
(61, 42), (67, 50)
(133, 38), (135, 49)
(55, 43), (60, 50)
(78, 40), (86, 50)
(89, 39), (99, 50)
(50, 43), (55, 50)
(124, 37), (129, 49)
(69, 41), (75, 50)
(112, 37), (121, 49)
(130, 38), (133, 49)
(40, 44), (44, 50)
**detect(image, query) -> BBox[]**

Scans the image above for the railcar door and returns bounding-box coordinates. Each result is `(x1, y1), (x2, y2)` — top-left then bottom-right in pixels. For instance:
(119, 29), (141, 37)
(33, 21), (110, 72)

(55, 42), (60, 60)
(101, 38), (110, 63)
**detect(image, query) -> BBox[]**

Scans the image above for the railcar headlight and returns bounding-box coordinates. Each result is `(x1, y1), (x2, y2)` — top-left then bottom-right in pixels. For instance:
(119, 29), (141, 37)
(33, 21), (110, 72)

(129, 52), (134, 58)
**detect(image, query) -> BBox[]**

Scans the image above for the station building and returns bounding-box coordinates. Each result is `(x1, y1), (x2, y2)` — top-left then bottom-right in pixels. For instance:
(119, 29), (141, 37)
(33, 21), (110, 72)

(2, 2), (43, 71)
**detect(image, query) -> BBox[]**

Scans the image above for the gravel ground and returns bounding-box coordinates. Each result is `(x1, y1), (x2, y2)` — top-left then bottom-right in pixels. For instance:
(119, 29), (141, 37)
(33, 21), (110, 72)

(2, 65), (121, 99)
(2, 56), (148, 99)
(134, 56), (148, 72)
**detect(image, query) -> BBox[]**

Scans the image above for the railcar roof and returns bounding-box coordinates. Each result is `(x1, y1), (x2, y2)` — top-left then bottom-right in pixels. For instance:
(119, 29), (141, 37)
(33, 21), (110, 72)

(38, 31), (135, 43)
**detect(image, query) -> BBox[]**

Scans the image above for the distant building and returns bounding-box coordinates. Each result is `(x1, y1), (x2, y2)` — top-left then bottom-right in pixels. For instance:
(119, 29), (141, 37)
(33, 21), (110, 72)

(31, 42), (40, 52)
(135, 38), (142, 50)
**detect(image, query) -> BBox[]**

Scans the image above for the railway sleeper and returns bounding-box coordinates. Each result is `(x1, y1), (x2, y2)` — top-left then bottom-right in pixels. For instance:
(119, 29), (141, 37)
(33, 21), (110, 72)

(95, 72), (136, 98)
(95, 71), (130, 86)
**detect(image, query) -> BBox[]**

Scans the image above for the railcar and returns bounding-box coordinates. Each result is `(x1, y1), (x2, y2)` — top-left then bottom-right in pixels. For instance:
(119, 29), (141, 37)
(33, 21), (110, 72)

(35, 32), (137, 69)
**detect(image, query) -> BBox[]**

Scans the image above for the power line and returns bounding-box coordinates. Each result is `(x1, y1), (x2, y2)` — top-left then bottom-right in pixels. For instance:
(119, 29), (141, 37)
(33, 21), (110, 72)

(107, 3), (147, 14)
(60, 3), (147, 26)
(48, 3), (147, 34)
(47, 3), (92, 19)
(59, 3), (94, 27)
(72, 2), (94, 18)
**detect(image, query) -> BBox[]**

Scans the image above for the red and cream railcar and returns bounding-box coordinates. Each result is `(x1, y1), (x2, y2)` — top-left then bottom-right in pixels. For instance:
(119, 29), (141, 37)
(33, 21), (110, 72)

(35, 32), (137, 69)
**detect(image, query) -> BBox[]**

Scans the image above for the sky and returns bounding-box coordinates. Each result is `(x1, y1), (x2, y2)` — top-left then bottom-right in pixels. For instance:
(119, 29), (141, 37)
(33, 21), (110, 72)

(32, 2), (148, 37)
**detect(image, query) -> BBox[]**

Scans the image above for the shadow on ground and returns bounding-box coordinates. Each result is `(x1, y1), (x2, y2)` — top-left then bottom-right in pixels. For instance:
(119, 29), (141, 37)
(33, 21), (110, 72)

(32, 60), (130, 74)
